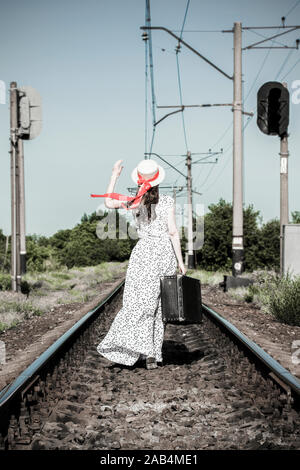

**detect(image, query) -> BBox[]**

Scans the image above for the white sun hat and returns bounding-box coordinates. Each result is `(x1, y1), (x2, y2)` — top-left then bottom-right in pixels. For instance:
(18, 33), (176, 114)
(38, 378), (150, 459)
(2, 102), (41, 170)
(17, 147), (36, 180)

(131, 159), (165, 186)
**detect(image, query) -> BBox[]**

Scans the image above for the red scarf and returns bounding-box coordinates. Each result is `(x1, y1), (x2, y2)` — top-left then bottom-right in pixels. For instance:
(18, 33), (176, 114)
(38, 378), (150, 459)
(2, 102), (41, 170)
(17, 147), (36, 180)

(90, 169), (159, 210)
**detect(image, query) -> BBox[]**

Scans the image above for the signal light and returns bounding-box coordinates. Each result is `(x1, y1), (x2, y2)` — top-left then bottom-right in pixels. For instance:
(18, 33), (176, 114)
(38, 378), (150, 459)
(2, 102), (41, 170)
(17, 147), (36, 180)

(257, 81), (289, 137)
(18, 86), (42, 140)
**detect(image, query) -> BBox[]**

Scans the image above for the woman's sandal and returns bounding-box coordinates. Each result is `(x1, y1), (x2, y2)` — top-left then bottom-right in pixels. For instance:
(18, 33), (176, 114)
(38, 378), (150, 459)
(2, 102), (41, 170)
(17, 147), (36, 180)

(146, 357), (158, 370)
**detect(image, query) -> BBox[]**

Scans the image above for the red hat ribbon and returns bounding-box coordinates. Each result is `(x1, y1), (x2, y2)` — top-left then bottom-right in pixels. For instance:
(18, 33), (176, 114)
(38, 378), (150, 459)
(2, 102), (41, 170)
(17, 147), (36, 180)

(90, 169), (159, 210)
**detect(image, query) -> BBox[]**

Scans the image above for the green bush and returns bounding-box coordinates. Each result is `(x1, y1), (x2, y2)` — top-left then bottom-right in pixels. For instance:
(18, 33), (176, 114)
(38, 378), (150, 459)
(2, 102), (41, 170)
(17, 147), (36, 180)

(267, 274), (300, 326)
(249, 272), (300, 326)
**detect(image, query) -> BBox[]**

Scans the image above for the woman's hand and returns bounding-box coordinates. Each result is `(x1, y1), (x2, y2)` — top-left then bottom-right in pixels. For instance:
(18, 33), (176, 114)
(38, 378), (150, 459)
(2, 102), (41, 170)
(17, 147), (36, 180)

(178, 262), (187, 275)
(112, 159), (123, 179)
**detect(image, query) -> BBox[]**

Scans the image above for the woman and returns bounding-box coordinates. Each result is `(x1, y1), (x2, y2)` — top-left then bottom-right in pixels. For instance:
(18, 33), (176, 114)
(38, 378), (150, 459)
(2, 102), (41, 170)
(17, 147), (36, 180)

(92, 158), (187, 370)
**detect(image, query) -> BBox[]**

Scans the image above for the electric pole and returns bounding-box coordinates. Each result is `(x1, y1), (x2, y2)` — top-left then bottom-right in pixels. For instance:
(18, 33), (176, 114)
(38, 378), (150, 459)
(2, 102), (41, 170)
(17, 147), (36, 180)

(10, 82), (21, 292)
(186, 151), (195, 269)
(232, 22), (244, 277)
(18, 138), (26, 274)
(280, 82), (289, 275)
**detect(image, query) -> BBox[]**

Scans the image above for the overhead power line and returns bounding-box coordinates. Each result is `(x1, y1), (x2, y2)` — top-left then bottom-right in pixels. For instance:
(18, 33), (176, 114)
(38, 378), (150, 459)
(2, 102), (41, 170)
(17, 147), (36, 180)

(281, 56), (300, 78)
(285, 0), (300, 17)
(275, 48), (295, 80)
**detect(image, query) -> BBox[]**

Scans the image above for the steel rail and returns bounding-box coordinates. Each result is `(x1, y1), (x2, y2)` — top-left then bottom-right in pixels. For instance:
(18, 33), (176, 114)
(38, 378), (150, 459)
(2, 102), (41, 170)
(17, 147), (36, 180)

(0, 278), (125, 408)
(1, 279), (299, 435)
(202, 303), (300, 397)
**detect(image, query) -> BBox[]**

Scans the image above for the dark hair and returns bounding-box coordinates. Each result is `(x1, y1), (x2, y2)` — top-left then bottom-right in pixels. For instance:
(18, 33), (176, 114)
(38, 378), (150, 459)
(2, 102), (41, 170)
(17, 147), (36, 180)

(127, 185), (159, 223)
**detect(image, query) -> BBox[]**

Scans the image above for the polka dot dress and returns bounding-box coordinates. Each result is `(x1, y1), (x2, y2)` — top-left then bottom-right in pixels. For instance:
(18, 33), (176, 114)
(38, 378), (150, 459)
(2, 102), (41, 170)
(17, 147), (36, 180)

(97, 194), (177, 366)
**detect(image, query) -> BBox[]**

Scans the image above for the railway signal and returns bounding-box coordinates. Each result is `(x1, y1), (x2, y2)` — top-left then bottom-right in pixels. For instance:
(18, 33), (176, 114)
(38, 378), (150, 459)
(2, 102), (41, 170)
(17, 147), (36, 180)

(257, 81), (289, 137)
(18, 86), (42, 140)
(257, 81), (290, 275)
(10, 82), (42, 292)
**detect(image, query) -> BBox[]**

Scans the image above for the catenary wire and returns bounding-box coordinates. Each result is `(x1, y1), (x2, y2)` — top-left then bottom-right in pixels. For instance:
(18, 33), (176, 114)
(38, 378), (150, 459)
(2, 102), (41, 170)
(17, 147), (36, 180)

(175, 0), (191, 154)
(285, 0), (300, 17)
(275, 48), (295, 80)
(281, 56), (300, 79)
(145, 0), (157, 156)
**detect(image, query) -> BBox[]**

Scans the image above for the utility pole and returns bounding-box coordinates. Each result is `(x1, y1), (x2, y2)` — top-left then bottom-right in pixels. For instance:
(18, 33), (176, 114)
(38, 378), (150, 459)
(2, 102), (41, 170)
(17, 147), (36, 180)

(186, 151), (195, 269)
(10, 82), (21, 292)
(18, 138), (26, 274)
(280, 82), (289, 275)
(232, 22), (244, 277)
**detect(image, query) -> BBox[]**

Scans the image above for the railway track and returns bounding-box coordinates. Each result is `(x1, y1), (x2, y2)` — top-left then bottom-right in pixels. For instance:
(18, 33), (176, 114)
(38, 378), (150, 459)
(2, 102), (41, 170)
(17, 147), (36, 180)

(0, 278), (300, 450)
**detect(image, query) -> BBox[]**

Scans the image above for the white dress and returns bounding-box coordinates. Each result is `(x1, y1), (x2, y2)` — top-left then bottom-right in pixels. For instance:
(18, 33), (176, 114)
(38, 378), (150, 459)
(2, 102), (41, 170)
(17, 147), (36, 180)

(96, 194), (177, 365)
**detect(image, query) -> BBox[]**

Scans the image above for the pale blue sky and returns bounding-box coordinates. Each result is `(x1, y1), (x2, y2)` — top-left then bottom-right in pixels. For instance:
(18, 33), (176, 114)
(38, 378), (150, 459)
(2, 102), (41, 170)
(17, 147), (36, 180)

(0, 0), (300, 236)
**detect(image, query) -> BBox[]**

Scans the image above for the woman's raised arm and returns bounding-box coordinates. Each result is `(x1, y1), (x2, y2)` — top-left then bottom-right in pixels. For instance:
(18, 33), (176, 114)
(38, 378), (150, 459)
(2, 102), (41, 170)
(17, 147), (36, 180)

(105, 160), (124, 209)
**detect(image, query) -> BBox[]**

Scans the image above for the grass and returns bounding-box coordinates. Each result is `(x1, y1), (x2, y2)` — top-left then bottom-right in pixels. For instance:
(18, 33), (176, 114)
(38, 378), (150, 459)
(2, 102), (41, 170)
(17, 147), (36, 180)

(0, 261), (128, 332)
(0, 319), (19, 333)
(188, 269), (229, 286)
(51, 272), (72, 280)
(0, 300), (45, 320)
(22, 260), (128, 293)
(57, 291), (92, 304)
(227, 286), (250, 302)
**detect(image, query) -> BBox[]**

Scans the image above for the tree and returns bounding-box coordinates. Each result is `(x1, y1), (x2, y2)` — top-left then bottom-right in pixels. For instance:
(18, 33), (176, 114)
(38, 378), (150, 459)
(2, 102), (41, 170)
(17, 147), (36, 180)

(59, 221), (110, 268)
(257, 219), (280, 270)
(49, 229), (72, 250)
(195, 199), (279, 272)
(243, 204), (261, 272)
(196, 199), (233, 271)
(26, 239), (53, 272)
(291, 211), (300, 224)
(54, 209), (137, 268)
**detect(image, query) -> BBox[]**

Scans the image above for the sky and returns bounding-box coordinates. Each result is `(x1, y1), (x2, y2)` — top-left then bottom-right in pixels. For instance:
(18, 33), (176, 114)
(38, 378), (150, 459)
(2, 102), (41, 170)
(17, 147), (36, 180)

(0, 0), (300, 237)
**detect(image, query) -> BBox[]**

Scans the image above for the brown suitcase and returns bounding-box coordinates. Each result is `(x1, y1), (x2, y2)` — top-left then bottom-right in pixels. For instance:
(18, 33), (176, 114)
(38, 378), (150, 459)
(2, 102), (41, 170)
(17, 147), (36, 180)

(160, 274), (202, 324)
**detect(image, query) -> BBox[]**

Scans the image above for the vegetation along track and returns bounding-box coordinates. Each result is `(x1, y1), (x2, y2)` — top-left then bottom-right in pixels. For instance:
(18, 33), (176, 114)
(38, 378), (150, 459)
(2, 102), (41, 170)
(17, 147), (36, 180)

(0, 278), (300, 450)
